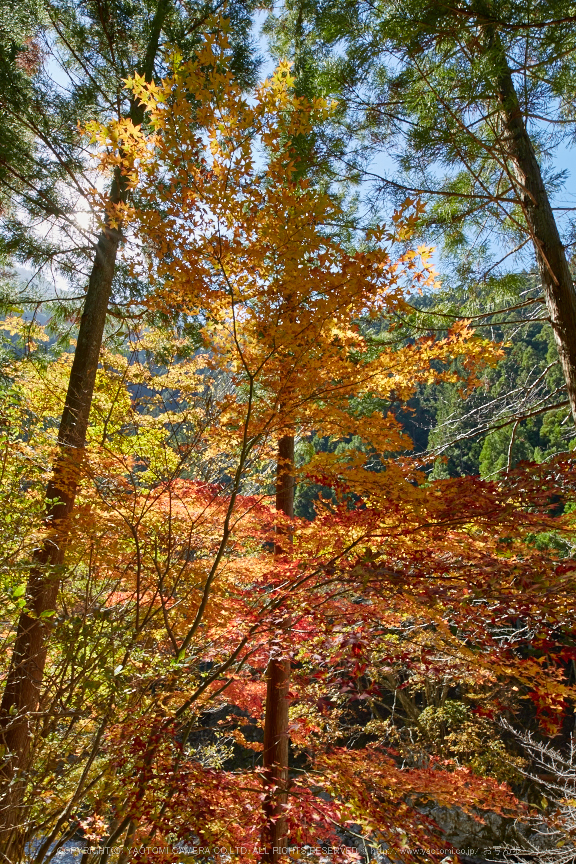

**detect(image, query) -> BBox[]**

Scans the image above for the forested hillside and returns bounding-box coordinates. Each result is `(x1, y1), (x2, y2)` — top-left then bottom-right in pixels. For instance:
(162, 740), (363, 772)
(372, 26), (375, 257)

(1, 3), (576, 864)
(403, 290), (572, 480)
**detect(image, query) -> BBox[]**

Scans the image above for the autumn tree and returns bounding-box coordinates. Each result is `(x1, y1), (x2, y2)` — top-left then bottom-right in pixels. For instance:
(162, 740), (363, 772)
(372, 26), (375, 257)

(3, 22), (576, 864)
(89, 30), (576, 860)
(0, 1), (257, 851)
(3, 194), (576, 863)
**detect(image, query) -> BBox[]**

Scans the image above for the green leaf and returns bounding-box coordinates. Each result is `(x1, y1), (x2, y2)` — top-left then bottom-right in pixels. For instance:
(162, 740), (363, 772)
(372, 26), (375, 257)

(12, 584), (26, 599)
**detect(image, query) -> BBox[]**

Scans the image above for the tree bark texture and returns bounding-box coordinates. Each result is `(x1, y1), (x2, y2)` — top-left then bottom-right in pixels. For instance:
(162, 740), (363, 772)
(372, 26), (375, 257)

(0, 2), (169, 854)
(494, 39), (576, 424)
(0, 228), (121, 855)
(261, 434), (294, 863)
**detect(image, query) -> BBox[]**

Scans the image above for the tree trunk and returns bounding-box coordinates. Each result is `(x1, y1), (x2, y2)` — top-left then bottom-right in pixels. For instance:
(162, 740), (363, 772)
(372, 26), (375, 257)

(261, 434), (294, 863)
(493, 37), (576, 424)
(0, 2), (169, 853)
(0, 227), (121, 855)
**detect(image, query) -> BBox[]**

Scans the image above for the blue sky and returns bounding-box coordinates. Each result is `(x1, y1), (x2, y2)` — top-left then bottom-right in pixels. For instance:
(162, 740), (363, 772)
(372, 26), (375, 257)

(253, 12), (576, 284)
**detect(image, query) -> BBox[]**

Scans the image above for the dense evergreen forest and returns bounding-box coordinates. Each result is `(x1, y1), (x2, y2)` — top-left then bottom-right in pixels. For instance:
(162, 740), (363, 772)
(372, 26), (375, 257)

(2, 2), (576, 863)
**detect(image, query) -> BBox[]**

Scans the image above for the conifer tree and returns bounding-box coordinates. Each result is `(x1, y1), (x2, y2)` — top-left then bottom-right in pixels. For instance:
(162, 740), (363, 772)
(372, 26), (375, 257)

(263, 0), (576, 423)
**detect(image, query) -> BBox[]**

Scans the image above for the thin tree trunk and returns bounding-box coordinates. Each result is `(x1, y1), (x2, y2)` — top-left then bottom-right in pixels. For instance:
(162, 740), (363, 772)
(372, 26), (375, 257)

(0, 2), (169, 854)
(493, 37), (576, 424)
(261, 434), (294, 863)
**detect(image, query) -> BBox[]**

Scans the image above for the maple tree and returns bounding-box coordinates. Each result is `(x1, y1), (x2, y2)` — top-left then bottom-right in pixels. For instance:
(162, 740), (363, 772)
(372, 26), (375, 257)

(2, 22), (576, 864)
(2, 328), (573, 863)
(80, 27), (576, 862)
(91, 29), (500, 859)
